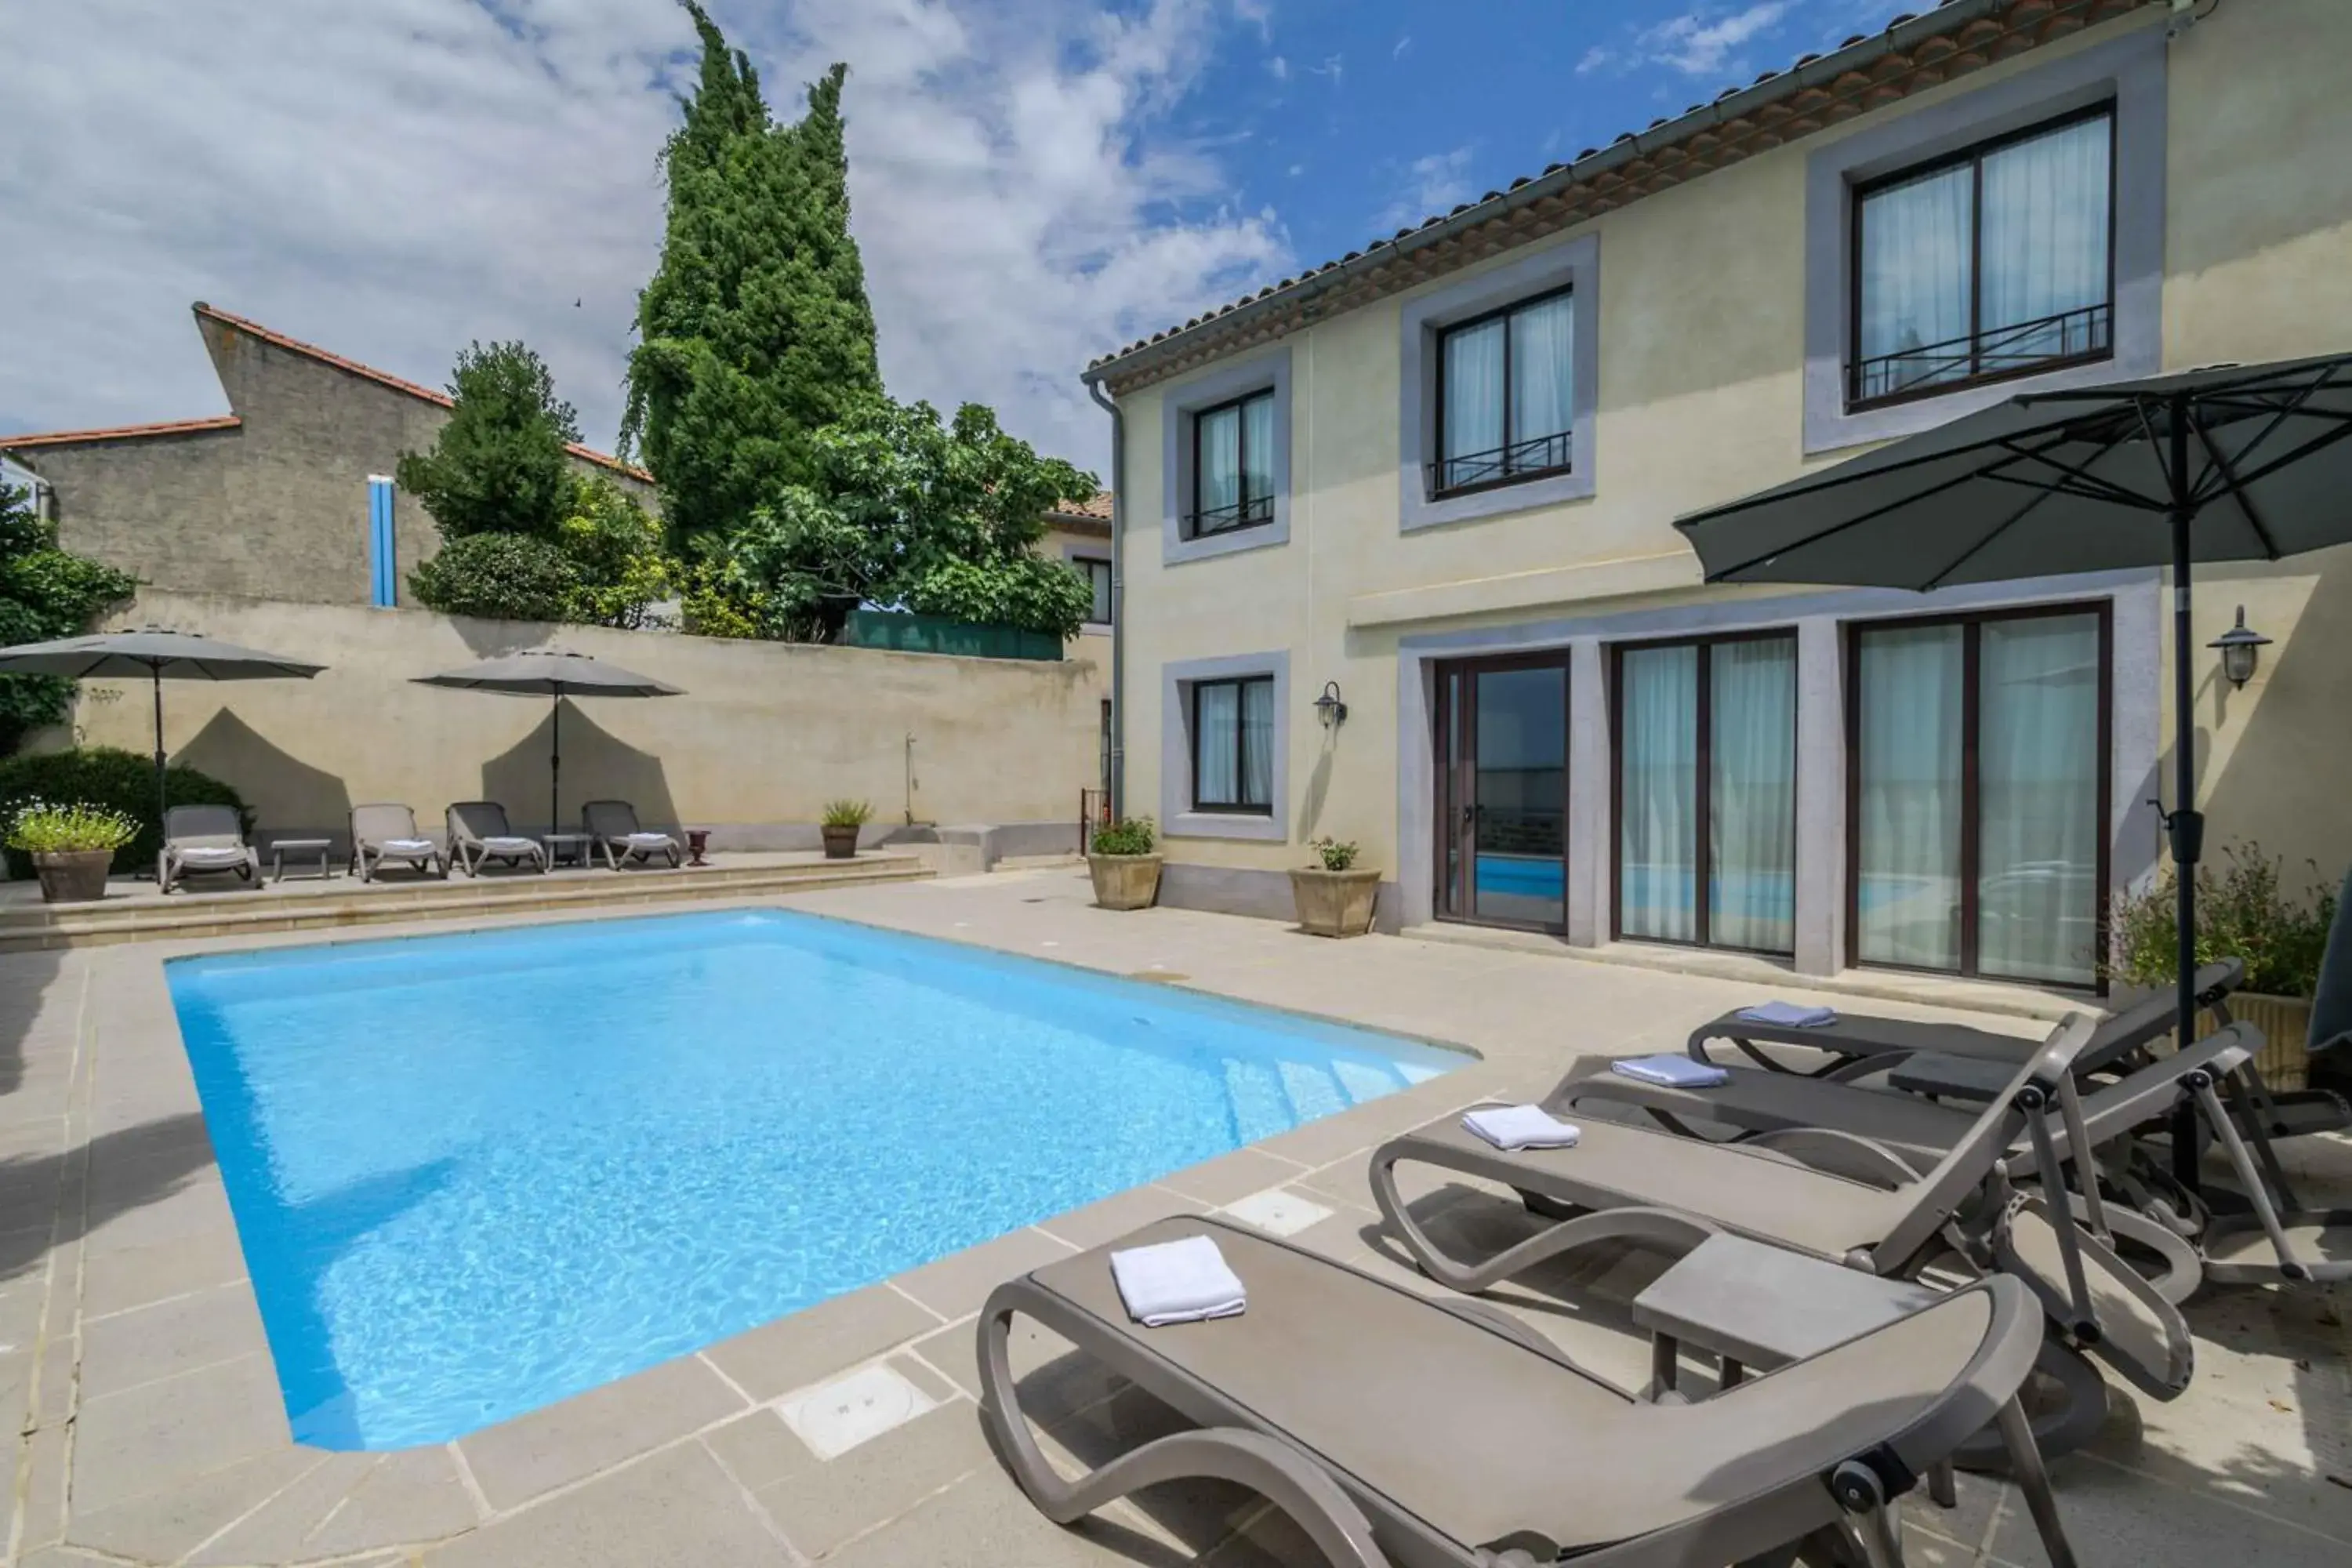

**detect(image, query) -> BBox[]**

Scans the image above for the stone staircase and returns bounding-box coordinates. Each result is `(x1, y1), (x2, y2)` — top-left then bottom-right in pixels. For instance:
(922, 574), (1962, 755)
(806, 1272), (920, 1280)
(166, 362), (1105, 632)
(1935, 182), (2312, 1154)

(0, 854), (931, 953)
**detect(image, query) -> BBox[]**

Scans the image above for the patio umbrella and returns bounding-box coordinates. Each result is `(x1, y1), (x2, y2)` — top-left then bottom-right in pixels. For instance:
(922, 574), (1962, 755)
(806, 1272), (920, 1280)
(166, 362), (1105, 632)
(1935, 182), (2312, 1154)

(414, 649), (681, 833)
(0, 626), (325, 835)
(1674, 352), (2352, 1187)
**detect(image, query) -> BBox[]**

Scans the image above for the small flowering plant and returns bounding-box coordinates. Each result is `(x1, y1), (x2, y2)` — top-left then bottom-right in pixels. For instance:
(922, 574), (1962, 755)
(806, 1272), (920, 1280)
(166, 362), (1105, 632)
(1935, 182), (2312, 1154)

(5, 799), (139, 855)
(1309, 837), (1360, 872)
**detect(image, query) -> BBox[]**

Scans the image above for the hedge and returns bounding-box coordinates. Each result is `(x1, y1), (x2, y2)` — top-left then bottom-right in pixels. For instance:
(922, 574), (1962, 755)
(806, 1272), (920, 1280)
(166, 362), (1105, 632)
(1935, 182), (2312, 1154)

(0, 747), (249, 877)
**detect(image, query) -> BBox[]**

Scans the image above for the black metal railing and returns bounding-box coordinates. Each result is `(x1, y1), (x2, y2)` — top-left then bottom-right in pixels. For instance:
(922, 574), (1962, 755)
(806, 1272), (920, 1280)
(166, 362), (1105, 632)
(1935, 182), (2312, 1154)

(1428, 428), (1573, 499)
(1849, 301), (2111, 407)
(1184, 492), (1276, 539)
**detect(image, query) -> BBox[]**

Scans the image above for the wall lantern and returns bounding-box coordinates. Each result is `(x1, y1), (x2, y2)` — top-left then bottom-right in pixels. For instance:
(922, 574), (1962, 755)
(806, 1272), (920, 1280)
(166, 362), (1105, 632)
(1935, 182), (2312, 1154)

(1313, 681), (1348, 728)
(2207, 606), (2272, 689)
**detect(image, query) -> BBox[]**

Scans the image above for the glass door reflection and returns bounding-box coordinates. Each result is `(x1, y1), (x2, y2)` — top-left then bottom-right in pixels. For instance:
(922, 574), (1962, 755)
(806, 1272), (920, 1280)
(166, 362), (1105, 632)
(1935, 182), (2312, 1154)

(1437, 659), (1567, 930)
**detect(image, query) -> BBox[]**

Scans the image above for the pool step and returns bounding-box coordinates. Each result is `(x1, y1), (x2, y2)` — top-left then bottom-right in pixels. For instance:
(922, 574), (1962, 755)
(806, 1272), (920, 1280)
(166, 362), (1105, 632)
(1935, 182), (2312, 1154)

(0, 855), (932, 953)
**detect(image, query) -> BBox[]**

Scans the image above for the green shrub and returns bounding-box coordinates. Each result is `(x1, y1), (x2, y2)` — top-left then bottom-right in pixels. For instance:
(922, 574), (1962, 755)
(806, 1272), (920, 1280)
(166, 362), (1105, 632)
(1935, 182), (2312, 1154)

(819, 797), (873, 828)
(1090, 816), (1155, 857)
(5, 800), (139, 854)
(408, 532), (579, 622)
(2106, 841), (2339, 997)
(0, 747), (248, 877)
(1309, 837), (1359, 872)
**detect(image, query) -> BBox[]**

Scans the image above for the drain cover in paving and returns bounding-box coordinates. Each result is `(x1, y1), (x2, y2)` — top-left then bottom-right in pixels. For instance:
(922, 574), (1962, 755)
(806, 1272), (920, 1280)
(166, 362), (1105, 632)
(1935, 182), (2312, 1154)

(780, 1363), (940, 1461)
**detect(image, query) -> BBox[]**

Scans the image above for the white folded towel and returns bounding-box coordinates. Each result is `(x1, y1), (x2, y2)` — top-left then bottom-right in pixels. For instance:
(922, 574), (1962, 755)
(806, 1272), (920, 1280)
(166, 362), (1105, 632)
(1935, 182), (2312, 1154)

(1737, 1000), (1838, 1028)
(383, 837), (435, 853)
(176, 846), (248, 865)
(1109, 1234), (1247, 1327)
(1461, 1104), (1581, 1151)
(1610, 1054), (1730, 1088)
(625, 832), (675, 848)
(481, 836), (539, 854)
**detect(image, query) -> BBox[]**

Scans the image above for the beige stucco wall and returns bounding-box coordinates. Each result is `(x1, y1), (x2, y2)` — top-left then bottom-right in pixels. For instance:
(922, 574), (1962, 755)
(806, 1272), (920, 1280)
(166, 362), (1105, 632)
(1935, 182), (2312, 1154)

(1116, 0), (2352, 916)
(64, 592), (1102, 846)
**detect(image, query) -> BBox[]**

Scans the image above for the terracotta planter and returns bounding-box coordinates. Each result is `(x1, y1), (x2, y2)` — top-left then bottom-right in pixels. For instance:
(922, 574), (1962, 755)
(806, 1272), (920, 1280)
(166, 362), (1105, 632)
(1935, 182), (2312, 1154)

(1291, 866), (1381, 938)
(1087, 853), (1162, 911)
(32, 848), (114, 904)
(2188, 993), (2313, 1091)
(820, 825), (860, 860)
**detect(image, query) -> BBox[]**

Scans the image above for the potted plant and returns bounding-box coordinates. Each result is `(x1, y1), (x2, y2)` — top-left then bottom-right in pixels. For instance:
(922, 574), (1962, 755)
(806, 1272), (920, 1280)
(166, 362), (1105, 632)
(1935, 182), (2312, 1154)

(819, 799), (872, 860)
(1087, 816), (1161, 911)
(1291, 837), (1382, 938)
(2107, 842), (2339, 1089)
(6, 799), (137, 904)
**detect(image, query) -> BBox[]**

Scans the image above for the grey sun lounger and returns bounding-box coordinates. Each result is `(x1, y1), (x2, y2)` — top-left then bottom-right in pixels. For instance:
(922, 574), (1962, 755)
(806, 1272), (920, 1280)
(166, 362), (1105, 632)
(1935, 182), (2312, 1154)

(445, 801), (548, 877)
(158, 804), (260, 893)
(581, 799), (681, 869)
(349, 803), (446, 882)
(982, 1215), (2074, 1568)
(1370, 1014), (2193, 1462)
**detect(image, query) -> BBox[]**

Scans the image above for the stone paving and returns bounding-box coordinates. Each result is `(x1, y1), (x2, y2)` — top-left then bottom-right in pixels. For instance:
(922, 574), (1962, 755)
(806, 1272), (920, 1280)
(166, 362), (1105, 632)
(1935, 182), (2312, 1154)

(0, 866), (2345, 1566)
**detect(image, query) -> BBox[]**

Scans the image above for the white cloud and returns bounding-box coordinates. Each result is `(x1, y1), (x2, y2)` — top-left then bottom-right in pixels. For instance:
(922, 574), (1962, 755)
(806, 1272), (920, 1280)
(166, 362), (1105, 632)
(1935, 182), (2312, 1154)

(1374, 147), (1475, 235)
(1306, 53), (1344, 88)
(1267, 53), (1289, 81)
(0, 0), (1290, 474)
(1574, 45), (1615, 75)
(1231, 0), (1273, 44)
(1639, 3), (1790, 78)
(1392, 34), (1411, 60)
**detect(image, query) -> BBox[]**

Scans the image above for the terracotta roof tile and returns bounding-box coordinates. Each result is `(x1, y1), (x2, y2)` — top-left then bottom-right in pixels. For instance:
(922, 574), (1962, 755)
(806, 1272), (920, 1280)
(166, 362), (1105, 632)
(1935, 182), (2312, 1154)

(2, 415), (242, 449)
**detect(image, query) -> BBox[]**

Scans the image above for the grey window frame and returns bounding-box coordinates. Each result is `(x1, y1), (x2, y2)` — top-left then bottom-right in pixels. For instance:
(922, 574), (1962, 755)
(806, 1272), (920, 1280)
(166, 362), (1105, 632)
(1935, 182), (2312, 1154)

(1069, 550), (1112, 628)
(1188, 676), (1276, 815)
(1160, 347), (1292, 566)
(1431, 284), (1579, 499)
(1161, 650), (1290, 842)
(1185, 390), (1279, 540)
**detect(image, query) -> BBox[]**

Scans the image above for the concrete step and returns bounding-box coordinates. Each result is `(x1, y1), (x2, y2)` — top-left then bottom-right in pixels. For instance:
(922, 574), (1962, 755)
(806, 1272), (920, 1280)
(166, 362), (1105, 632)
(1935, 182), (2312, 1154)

(0, 855), (931, 953)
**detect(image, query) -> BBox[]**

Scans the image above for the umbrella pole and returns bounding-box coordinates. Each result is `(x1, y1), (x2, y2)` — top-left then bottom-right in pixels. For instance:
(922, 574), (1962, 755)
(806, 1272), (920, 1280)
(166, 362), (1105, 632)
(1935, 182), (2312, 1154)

(151, 666), (168, 875)
(550, 693), (561, 836)
(2165, 395), (2206, 1193)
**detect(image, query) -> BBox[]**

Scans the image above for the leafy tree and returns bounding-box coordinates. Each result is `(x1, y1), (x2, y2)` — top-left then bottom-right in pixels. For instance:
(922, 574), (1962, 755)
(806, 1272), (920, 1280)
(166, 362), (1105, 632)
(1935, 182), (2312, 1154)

(704, 397), (1098, 642)
(558, 476), (673, 629)
(408, 534), (578, 623)
(622, 2), (881, 548)
(0, 481), (137, 754)
(394, 341), (580, 541)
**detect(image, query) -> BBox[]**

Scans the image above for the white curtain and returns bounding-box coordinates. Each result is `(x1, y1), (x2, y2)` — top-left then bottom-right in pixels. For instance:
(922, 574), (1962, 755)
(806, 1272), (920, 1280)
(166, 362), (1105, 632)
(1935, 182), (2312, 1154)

(1195, 682), (1239, 805)
(1240, 677), (1275, 809)
(1197, 405), (1240, 522)
(1977, 615), (2101, 984)
(1858, 164), (1973, 394)
(1856, 625), (1965, 969)
(1443, 318), (1505, 479)
(1240, 394), (1276, 517)
(1980, 115), (2111, 366)
(1508, 293), (1574, 466)
(1709, 639), (1798, 953)
(1619, 645), (1698, 942)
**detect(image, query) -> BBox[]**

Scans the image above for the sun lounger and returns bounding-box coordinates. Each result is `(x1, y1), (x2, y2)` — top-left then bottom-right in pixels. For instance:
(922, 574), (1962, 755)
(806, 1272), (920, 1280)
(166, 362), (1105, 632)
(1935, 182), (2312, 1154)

(349, 803), (446, 882)
(981, 1216), (2075, 1568)
(581, 799), (680, 869)
(1370, 1013), (2192, 1462)
(445, 801), (547, 877)
(158, 804), (260, 893)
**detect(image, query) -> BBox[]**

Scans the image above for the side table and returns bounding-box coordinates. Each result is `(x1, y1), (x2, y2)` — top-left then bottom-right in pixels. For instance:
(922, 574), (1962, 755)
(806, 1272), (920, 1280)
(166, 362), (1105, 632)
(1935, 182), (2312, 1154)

(270, 837), (333, 883)
(1632, 1232), (2075, 1568)
(542, 832), (593, 869)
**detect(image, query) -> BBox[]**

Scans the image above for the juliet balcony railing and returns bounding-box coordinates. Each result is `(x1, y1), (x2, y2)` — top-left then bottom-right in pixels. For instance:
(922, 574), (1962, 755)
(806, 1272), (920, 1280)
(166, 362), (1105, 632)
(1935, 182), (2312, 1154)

(1849, 300), (2112, 408)
(1427, 428), (1573, 499)
(1184, 492), (1276, 539)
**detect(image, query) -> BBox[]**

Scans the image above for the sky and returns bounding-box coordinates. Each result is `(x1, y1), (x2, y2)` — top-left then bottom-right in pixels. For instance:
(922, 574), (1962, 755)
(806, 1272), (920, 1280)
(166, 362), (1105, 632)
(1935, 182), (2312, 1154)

(1, 1), (1915, 476)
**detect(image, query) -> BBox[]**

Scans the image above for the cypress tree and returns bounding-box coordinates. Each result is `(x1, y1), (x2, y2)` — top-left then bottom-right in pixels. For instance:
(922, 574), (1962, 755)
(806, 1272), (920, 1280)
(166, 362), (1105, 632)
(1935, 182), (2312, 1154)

(622, 2), (882, 549)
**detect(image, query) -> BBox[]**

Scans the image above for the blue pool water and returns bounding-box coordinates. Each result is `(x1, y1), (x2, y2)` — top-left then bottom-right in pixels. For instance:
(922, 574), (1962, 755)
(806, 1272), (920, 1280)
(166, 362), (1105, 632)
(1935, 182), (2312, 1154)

(167, 910), (1461, 1450)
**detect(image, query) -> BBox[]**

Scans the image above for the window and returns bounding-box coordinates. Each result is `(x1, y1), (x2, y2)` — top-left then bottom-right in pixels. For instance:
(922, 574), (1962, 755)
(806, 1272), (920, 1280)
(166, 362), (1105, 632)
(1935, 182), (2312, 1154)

(1432, 288), (1575, 496)
(366, 475), (397, 608)
(1850, 108), (2114, 408)
(1187, 390), (1277, 539)
(1613, 633), (1798, 954)
(1848, 606), (2107, 986)
(1190, 676), (1275, 813)
(1073, 555), (1112, 625)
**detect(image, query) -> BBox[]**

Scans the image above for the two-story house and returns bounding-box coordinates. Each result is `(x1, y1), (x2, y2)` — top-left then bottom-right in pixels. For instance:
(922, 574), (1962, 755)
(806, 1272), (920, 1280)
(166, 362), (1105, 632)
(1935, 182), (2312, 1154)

(1084, 0), (2352, 993)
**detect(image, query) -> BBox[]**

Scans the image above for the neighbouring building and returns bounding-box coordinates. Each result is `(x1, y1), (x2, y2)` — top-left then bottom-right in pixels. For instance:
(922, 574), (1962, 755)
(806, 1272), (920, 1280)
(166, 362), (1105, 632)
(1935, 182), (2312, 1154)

(1087, 0), (2352, 990)
(1043, 490), (1118, 797)
(0, 303), (658, 609)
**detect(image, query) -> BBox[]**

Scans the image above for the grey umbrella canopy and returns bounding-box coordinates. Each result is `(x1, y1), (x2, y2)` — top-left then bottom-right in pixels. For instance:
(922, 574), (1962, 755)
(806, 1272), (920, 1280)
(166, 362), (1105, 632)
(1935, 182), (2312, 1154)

(0, 627), (327, 837)
(414, 649), (682, 832)
(1675, 351), (2352, 1187)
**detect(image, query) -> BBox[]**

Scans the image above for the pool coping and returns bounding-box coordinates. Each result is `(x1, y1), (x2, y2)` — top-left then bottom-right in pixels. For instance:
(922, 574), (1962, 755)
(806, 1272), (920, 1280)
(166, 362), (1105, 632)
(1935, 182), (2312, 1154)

(29, 889), (1530, 1564)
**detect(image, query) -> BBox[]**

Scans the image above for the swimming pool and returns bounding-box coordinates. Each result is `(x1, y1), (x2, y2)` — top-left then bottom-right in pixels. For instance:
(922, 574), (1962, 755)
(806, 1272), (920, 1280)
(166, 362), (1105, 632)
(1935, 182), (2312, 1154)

(168, 909), (1462, 1450)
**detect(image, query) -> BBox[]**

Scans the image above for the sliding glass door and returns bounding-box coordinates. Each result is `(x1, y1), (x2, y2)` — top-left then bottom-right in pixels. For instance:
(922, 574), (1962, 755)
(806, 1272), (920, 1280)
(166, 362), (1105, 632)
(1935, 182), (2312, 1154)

(1613, 633), (1798, 953)
(1436, 656), (1568, 930)
(1849, 607), (2108, 985)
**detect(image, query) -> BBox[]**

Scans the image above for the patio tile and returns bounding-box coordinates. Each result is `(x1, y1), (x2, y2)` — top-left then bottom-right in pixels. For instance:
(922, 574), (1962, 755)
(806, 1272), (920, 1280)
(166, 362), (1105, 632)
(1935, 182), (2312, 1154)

(70, 1351), (292, 1515)
(67, 1446), (339, 1563)
(455, 1350), (747, 1512)
(189, 1446), (481, 1563)
(17, 1417), (72, 1552)
(81, 1169), (236, 1255)
(1155, 1147), (1312, 1207)
(80, 1279), (268, 1398)
(701, 1280), (941, 1403)
(892, 1226), (1081, 1320)
(423, 1441), (791, 1568)
(82, 1227), (249, 1318)
(909, 1309), (1129, 1426)
(1033, 1182), (1205, 1251)
(702, 1409), (811, 1494)
(821, 1465), (1174, 1568)
(755, 1396), (996, 1557)
(1991, 1450), (2352, 1566)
